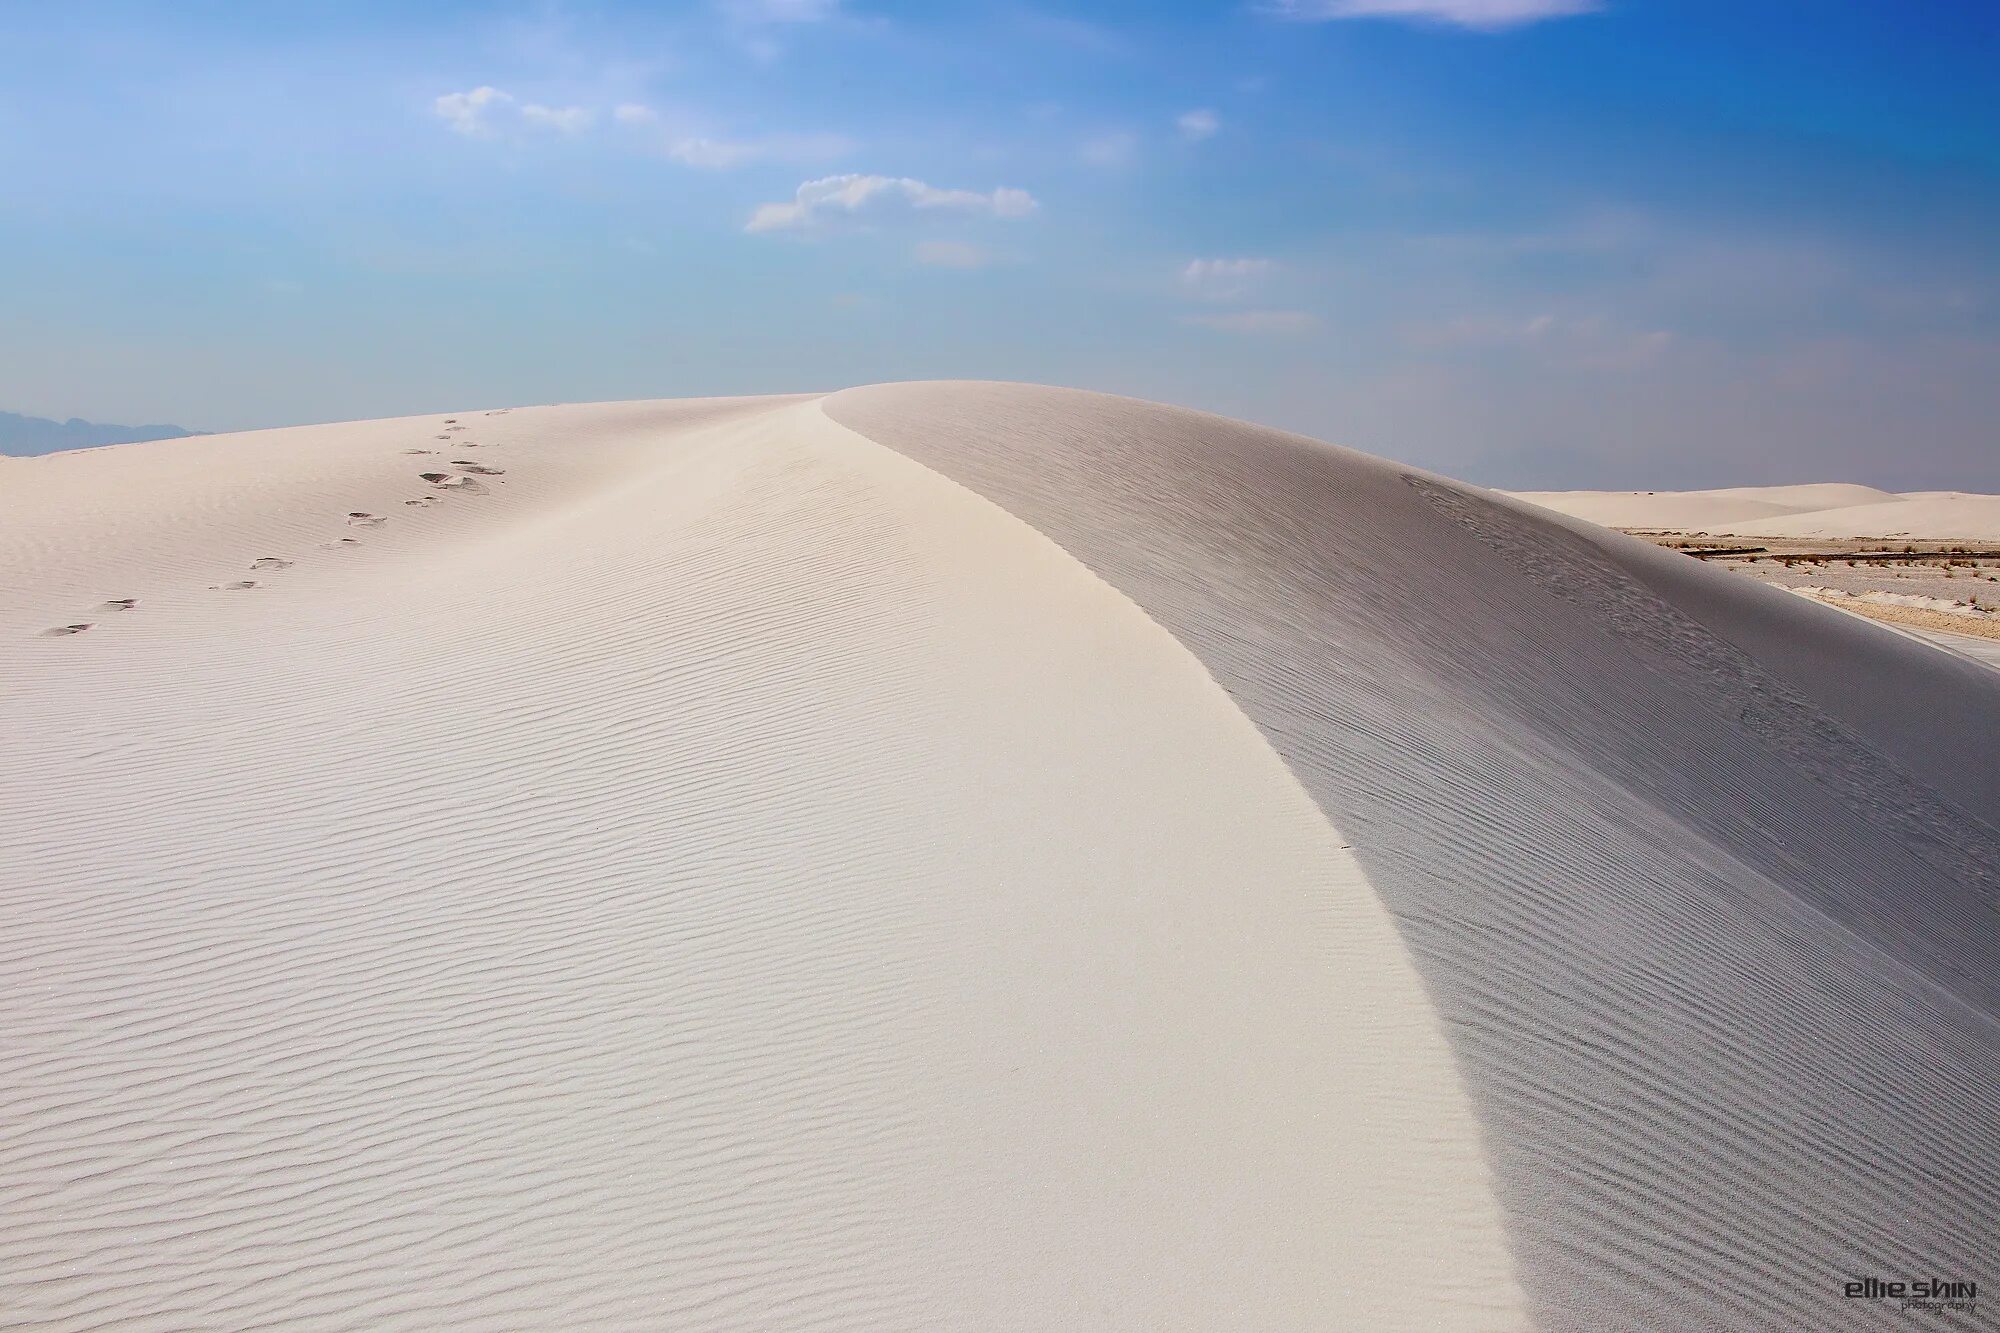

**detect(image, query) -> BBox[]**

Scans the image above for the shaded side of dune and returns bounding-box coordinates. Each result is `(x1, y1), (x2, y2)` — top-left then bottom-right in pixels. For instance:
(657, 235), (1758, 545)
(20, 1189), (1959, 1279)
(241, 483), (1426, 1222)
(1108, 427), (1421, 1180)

(827, 381), (2000, 1333)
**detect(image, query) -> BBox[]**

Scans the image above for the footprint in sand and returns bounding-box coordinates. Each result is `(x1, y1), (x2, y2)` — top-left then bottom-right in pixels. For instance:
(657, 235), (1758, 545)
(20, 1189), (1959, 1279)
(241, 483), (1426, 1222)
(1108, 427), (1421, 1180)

(347, 512), (387, 527)
(321, 537), (361, 549)
(208, 581), (257, 591)
(453, 462), (505, 476)
(98, 598), (138, 612)
(251, 557), (293, 571)
(421, 472), (486, 492)
(403, 448), (436, 456)
(42, 623), (92, 636)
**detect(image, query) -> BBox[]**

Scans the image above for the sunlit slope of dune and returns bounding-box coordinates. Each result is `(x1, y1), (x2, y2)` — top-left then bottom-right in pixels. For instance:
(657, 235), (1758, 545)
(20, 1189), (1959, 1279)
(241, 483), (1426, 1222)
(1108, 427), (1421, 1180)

(827, 381), (2000, 1333)
(0, 397), (1522, 1329)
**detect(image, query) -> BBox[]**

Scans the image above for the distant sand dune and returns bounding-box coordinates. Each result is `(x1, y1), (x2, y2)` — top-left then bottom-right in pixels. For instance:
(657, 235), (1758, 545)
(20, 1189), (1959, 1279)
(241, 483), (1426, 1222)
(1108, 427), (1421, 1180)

(1512, 482), (2000, 541)
(3, 384), (1995, 1329)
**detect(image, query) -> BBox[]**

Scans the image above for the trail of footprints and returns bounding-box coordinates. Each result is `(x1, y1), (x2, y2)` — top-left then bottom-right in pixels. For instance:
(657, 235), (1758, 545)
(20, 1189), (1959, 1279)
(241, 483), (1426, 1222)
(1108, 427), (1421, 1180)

(42, 416), (510, 637)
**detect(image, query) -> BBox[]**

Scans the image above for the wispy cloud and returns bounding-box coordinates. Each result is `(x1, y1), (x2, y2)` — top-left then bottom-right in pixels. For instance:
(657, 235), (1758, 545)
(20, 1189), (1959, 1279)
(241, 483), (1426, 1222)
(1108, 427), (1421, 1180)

(1182, 310), (1319, 334)
(521, 103), (593, 134)
(614, 103), (851, 168)
(1406, 311), (1674, 369)
(435, 87), (590, 136)
(677, 134), (851, 167)
(1266, 0), (1601, 30)
(1176, 108), (1219, 141)
(1181, 257), (1275, 300)
(915, 240), (994, 269)
(746, 174), (1038, 233)
(715, 0), (844, 60)
(1178, 260), (1306, 332)
(434, 86), (513, 136)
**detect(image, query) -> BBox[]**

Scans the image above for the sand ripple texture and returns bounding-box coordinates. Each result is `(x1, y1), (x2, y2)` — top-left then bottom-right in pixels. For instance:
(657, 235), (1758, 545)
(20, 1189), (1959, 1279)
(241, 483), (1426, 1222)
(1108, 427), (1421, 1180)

(2, 395), (1522, 1329)
(827, 381), (2000, 1333)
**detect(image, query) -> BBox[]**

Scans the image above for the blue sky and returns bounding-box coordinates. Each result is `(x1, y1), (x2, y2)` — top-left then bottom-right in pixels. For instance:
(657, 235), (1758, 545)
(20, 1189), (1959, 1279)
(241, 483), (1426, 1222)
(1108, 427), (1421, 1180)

(2, 0), (1996, 486)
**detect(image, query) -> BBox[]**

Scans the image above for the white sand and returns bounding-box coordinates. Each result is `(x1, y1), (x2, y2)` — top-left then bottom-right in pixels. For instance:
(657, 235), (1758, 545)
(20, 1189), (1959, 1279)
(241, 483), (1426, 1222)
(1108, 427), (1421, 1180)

(1739, 492), (2000, 540)
(1794, 589), (2000, 672)
(1906, 625), (2000, 670)
(827, 382), (2000, 1331)
(0, 397), (1519, 1329)
(1511, 481), (2000, 540)
(6, 383), (1997, 1329)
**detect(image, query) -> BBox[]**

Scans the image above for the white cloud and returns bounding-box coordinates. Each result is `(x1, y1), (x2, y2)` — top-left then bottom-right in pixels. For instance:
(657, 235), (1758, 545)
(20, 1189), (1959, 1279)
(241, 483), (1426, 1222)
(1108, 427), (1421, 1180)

(614, 103), (660, 126)
(434, 86), (513, 136)
(915, 240), (993, 269)
(1182, 258), (1275, 301)
(1182, 309), (1319, 334)
(521, 103), (593, 134)
(747, 174), (1038, 233)
(1266, 0), (1601, 30)
(1176, 109), (1219, 141)
(435, 88), (590, 137)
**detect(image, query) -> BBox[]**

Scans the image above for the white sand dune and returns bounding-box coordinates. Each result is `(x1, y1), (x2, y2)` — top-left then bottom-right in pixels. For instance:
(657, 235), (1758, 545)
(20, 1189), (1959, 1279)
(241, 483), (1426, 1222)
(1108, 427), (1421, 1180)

(1512, 481), (2000, 540)
(5, 383), (1998, 1330)
(1736, 493), (2000, 540)
(1, 397), (1518, 1330)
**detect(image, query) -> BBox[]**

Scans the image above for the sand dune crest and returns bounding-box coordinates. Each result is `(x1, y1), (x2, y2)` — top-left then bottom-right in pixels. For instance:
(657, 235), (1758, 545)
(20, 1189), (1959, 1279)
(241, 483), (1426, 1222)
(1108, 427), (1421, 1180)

(2, 393), (1523, 1329)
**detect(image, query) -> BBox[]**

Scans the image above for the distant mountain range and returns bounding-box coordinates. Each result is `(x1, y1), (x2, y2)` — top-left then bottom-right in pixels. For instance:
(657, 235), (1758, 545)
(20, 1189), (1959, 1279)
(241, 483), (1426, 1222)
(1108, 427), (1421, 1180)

(0, 409), (198, 456)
